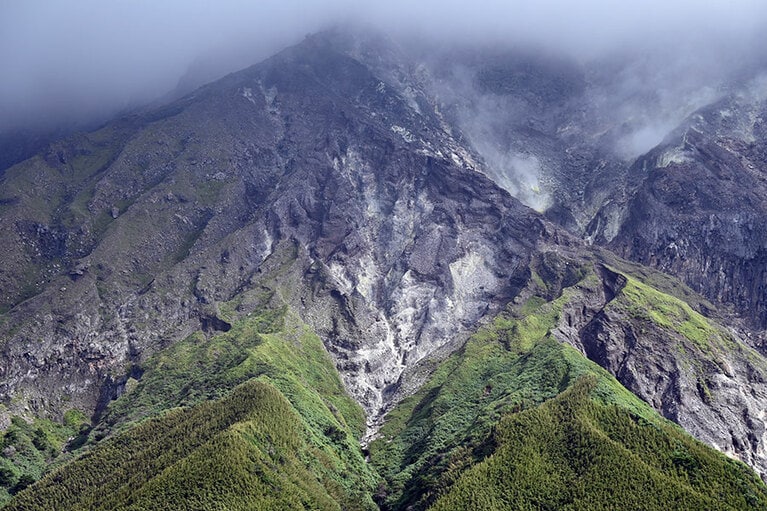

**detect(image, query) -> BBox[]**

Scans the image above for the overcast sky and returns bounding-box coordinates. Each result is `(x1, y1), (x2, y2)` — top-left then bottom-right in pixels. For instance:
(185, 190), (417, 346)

(1, 0), (766, 132)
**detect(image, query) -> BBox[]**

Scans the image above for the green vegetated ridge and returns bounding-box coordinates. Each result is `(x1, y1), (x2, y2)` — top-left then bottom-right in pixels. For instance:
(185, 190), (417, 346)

(368, 266), (767, 510)
(596, 248), (718, 314)
(0, 412), (88, 506)
(612, 270), (737, 356)
(5, 261), (767, 510)
(6, 302), (378, 511)
(605, 264), (767, 398)
(429, 375), (766, 511)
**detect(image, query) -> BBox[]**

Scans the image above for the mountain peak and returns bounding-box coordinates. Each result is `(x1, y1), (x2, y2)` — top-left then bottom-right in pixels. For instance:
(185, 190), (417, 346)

(3, 27), (767, 509)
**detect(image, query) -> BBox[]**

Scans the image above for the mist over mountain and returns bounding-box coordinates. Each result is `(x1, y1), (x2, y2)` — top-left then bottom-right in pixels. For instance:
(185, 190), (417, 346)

(2, 0), (766, 136)
(2, 0), (765, 176)
(3, 3), (767, 510)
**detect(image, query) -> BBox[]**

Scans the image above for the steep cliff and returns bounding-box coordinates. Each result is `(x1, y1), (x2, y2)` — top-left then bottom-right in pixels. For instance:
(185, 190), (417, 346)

(597, 79), (767, 332)
(1, 30), (767, 508)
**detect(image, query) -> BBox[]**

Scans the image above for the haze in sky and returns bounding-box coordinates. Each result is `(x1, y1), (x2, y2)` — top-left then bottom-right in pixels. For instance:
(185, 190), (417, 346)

(1, 0), (765, 132)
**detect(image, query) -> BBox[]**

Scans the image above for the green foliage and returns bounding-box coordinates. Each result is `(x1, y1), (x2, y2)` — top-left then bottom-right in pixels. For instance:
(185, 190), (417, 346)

(6, 261), (767, 510)
(430, 377), (767, 510)
(605, 269), (767, 378)
(0, 415), (81, 504)
(100, 305), (365, 439)
(0, 459), (20, 487)
(369, 276), (766, 510)
(7, 304), (377, 509)
(529, 251), (589, 300)
(6, 380), (375, 510)
(369, 292), (659, 510)
(596, 249), (717, 314)
(62, 409), (89, 430)
(615, 274), (729, 353)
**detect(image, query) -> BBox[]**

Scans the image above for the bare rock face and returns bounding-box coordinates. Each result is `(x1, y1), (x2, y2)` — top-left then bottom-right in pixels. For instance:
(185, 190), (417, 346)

(585, 78), (767, 332)
(423, 45), (767, 341)
(2, 28), (767, 483)
(549, 263), (767, 478)
(425, 45), (767, 474)
(419, 45), (722, 235)
(0, 32), (550, 431)
(578, 303), (767, 476)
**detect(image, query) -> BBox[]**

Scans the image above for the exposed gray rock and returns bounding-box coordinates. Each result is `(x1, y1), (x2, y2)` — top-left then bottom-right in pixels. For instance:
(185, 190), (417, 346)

(550, 262), (767, 478)
(0, 32), (545, 434)
(2, 28), (767, 483)
(598, 83), (767, 331)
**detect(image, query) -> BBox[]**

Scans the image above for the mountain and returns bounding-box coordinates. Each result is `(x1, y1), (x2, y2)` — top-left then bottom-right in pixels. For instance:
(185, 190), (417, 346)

(600, 82), (767, 330)
(1, 29), (767, 509)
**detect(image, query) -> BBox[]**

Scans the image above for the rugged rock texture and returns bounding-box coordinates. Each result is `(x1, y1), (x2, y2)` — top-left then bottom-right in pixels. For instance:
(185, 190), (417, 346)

(547, 260), (767, 477)
(593, 79), (767, 332)
(419, 46), (721, 232)
(2, 28), (767, 493)
(0, 32), (554, 433)
(420, 47), (767, 472)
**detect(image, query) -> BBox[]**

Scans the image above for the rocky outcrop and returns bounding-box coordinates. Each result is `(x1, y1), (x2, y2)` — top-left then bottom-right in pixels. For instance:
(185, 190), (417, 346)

(582, 78), (767, 332)
(0, 32), (553, 432)
(2, 28), (767, 484)
(549, 262), (767, 478)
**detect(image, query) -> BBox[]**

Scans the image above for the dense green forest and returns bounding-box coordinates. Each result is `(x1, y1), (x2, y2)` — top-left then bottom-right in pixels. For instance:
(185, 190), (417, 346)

(430, 376), (766, 510)
(3, 269), (767, 510)
(6, 380), (376, 510)
(3, 303), (378, 510)
(367, 282), (767, 510)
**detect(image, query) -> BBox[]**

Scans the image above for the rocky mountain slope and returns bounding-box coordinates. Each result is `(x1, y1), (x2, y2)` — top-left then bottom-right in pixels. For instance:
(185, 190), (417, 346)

(1, 29), (767, 508)
(425, 42), (767, 338)
(600, 80), (767, 332)
(0, 31), (546, 431)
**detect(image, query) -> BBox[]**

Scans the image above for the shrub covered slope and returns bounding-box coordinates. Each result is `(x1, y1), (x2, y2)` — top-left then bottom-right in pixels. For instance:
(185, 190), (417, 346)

(5, 263), (767, 510)
(5, 306), (378, 510)
(369, 279), (767, 510)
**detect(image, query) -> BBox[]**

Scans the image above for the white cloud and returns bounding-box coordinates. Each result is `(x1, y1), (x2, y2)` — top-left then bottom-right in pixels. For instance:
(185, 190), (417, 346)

(0, 0), (765, 131)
